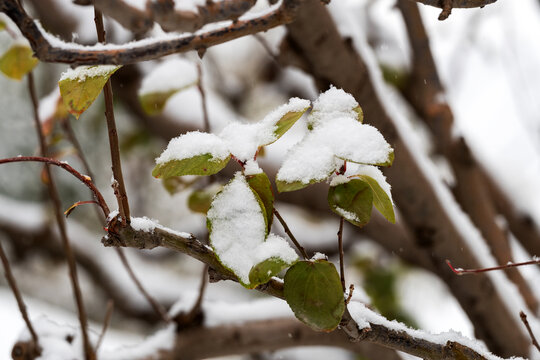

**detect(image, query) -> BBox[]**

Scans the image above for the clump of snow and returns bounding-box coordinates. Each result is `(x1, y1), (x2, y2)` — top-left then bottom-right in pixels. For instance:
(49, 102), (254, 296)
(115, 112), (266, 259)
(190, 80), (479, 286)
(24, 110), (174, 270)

(348, 301), (516, 360)
(276, 88), (393, 188)
(260, 97), (311, 128)
(329, 175), (350, 187)
(155, 131), (229, 165)
(309, 86), (359, 128)
(59, 65), (120, 82)
(138, 58), (198, 96)
(207, 173), (297, 285)
(130, 216), (158, 233)
(107, 210), (119, 221)
(311, 252), (328, 261)
(335, 207), (360, 223)
(219, 121), (274, 161)
(244, 159), (263, 175)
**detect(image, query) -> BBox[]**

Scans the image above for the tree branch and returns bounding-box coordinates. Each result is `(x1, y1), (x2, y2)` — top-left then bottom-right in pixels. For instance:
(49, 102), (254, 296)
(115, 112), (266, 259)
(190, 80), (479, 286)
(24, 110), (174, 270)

(410, 0), (496, 9)
(0, 0), (303, 65)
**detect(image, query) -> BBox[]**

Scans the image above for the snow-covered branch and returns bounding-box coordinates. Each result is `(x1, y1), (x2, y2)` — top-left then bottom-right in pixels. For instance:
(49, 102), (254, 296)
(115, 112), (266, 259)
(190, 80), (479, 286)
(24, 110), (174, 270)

(0, 0), (302, 65)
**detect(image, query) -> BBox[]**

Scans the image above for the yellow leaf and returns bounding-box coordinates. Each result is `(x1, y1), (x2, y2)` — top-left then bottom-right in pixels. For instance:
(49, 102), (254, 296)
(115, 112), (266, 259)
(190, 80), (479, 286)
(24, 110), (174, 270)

(0, 44), (38, 80)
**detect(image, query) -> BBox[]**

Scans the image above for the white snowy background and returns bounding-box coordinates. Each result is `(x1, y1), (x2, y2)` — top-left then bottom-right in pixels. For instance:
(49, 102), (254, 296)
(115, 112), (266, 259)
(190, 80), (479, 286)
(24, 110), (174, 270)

(1, 0), (540, 359)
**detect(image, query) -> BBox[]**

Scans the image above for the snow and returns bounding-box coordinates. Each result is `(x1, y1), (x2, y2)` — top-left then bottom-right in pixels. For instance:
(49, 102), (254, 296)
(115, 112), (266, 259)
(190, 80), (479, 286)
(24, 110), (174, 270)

(348, 301), (517, 360)
(244, 159), (263, 175)
(329, 175), (350, 187)
(101, 325), (175, 360)
(0, 194), (45, 230)
(334, 207), (360, 223)
(311, 252), (328, 261)
(309, 86), (359, 128)
(129, 216), (192, 239)
(138, 57), (198, 96)
(207, 173), (297, 285)
(38, 88), (62, 124)
(155, 131), (229, 165)
(261, 97), (311, 128)
(59, 65), (120, 82)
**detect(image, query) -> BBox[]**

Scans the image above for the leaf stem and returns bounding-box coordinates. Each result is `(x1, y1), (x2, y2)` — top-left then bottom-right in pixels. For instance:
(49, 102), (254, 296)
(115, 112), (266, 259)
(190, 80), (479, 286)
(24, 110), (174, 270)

(337, 216), (345, 292)
(273, 208), (309, 260)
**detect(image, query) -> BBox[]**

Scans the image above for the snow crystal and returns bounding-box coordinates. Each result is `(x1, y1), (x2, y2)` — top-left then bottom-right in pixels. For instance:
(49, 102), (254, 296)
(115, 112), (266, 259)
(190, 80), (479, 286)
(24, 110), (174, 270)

(59, 65), (119, 82)
(138, 58), (198, 95)
(155, 131), (229, 165)
(309, 86), (359, 128)
(348, 301), (516, 360)
(207, 173), (297, 284)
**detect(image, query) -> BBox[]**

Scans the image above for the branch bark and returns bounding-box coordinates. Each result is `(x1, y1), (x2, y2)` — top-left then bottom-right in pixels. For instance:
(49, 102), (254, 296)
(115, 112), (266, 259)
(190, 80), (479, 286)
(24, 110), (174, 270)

(0, 0), (303, 65)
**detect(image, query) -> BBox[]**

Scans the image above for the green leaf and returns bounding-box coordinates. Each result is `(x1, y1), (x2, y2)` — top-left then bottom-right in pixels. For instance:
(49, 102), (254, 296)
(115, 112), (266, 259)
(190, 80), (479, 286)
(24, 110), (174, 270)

(276, 179), (310, 193)
(188, 185), (222, 214)
(247, 172), (274, 232)
(328, 179), (373, 227)
(271, 108), (309, 142)
(58, 65), (121, 119)
(152, 154), (230, 178)
(284, 260), (345, 332)
(249, 257), (290, 287)
(0, 20), (6, 31)
(356, 175), (395, 223)
(353, 105), (364, 123)
(0, 44), (38, 80)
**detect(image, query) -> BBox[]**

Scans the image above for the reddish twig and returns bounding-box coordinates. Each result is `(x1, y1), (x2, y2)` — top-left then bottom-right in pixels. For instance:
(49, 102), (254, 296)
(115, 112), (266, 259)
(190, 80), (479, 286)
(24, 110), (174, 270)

(197, 63), (211, 133)
(0, 156), (109, 216)
(520, 311), (540, 352)
(273, 208), (309, 260)
(446, 258), (540, 275)
(27, 71), (95, 360)
(64, 200), (100, 218)
(94, 7), (131, 225)
(0, 240), (40, 355)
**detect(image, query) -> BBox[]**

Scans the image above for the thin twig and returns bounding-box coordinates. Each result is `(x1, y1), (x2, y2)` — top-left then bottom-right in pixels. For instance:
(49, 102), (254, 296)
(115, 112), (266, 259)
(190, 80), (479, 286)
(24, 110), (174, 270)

(27, 72), (95, 360)
(197, 63), (211, 133)
(94, 300), (114, 353)
(337, 216), (345, 292)
(94, 7), (131, 225)
(190, 264), (209, 316)
(273, 208), (308, 260)
(520, 311), (540, 352)
(0, 156), (109, 216)
(254, 34), (280, 65)
(446, 258), (540, 275)
(0, 240), (40, 353)
(116, 250), (170, 322)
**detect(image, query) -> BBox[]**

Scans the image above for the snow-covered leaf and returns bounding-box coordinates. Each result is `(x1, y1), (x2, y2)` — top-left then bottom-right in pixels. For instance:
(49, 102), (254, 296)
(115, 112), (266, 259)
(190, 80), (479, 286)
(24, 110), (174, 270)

(0, 44), (38, 80)
(308, 86), (361, 129)
(207, 174), (297, 288)
(276, 140), (337, 192)
(153, 132), (230, 178)
(356, 174), (395, 223)
(247, 172), (274, 233)
(284, 260), (345, 332)
(262, 97), (310, 144)
(138, 58), (198, 115)
(328, 178), (373, 227)
(59, 65), (121, 119)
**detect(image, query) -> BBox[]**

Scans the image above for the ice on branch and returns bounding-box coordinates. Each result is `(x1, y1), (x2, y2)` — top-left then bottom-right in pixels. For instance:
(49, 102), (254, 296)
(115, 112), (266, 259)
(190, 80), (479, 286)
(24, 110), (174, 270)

(276, 87), (393, 193)
(207, 173), (298, 287)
